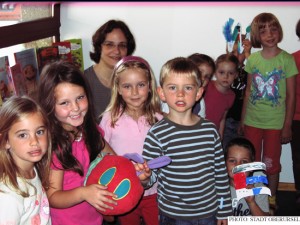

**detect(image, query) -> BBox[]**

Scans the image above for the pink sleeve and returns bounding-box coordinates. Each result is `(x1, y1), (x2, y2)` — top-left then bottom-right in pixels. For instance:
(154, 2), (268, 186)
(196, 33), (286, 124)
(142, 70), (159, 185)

(98, 125), (105, 136)
(155, 112), (164, 121)
(50, 152), (63, 170)
(99, 112), (112, 143)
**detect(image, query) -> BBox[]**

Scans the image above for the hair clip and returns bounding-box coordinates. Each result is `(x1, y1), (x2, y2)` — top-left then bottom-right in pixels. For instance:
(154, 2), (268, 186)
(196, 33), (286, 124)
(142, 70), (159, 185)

(114, 55), (151, 72)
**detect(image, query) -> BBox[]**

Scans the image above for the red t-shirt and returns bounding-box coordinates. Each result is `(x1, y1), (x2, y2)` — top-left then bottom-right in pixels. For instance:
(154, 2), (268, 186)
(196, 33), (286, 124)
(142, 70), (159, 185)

(293, 50), (300, 121)
(204, 81), (235, 129)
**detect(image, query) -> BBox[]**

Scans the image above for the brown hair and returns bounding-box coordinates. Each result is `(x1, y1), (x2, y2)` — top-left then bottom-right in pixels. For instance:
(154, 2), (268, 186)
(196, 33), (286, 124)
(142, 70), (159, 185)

(250, 12), (283, 48)
(38, 61), (105, 176)
(215, 54), (239, 72)
(187, 53), (216, 77)
(89, 20), (136, 63)
(0, 96), (51, 197)
(296, 19), (300, 39)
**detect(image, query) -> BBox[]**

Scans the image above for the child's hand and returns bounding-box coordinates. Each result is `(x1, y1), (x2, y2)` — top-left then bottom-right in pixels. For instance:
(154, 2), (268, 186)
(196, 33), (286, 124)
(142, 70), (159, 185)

(134, 161), (151, 181)
(244, 184), (255, 204)
(242, 39), (252, 59)
(217, 219), (228, 225)
(82, 184), (117, 212)
(281, 124), (292, 144)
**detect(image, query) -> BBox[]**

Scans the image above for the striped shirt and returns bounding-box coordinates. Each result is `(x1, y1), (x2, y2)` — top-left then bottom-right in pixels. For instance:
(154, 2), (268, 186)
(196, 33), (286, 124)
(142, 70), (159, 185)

(142, 117), (232, 220)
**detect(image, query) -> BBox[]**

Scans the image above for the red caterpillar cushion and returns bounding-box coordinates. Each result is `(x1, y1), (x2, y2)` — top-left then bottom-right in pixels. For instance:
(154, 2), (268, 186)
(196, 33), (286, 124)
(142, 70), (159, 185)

(85, 154), (144, 215)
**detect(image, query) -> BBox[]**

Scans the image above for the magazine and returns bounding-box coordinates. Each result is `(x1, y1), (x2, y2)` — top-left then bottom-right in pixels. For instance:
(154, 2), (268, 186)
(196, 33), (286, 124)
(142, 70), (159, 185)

(0, 56), (13, 101)
(64, 38), (84, 72)
(9, 63), (27, 96)
(14, 48), (39, 97)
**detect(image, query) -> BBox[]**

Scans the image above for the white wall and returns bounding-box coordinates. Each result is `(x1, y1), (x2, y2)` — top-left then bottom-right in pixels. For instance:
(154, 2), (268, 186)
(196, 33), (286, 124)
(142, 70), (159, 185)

(60, 2), (299, 183)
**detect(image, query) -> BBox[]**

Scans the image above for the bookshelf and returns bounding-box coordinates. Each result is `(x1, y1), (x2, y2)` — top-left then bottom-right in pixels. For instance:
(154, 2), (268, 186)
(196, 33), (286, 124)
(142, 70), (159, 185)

(0, 3), (61, 49)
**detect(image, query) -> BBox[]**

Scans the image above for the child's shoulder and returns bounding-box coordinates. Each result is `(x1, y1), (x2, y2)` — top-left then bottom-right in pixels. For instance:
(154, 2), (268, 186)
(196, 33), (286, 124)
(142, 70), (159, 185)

(201, 117), (219, 129)
(152, 116), (167, 127)
(248, 50), (261, 60)
(99, 111), (111, 125)
(155, 112), (164, 121)
(279, 50), (294, 59)
(101, 111), (111, 118)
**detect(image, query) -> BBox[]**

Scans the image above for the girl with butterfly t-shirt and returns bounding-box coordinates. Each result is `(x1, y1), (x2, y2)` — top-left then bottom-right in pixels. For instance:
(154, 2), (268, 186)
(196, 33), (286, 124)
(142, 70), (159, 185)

(239, 13), (298, 213)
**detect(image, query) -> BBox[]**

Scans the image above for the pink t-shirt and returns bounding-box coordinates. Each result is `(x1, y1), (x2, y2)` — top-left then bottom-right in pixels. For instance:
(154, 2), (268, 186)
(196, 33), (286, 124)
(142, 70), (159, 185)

(50, 137), (103, 225)
(204, 81), (235, 129)
(100, 111), (163, 196)
(293, 50), (300, 121)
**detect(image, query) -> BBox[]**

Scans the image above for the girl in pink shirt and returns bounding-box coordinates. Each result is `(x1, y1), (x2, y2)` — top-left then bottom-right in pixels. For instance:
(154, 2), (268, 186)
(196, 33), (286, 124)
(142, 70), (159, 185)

(37, 61), (117, 225)
(100, 56), (162, 225)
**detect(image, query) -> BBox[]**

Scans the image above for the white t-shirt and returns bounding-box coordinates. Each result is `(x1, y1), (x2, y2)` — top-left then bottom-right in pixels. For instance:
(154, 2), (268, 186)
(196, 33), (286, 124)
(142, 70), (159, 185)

(0, 168), (51, 224)
(230, 185), (269, 216)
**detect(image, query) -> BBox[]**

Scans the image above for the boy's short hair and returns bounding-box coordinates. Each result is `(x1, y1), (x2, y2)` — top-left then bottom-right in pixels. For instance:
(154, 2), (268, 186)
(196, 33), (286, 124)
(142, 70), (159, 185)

(159, 57), (202, 87)
(187, 53), (216, 75)
(250, 12), (283, 48)
(224, 137), (256, 162)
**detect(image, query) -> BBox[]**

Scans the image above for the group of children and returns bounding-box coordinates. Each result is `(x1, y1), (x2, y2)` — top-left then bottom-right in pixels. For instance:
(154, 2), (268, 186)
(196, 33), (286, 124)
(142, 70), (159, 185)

(0, 12), (299, 225)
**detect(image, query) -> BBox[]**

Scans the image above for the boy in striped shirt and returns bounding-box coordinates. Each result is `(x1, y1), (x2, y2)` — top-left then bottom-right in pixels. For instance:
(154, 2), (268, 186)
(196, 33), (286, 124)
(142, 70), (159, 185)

(142, 57), (232, 225)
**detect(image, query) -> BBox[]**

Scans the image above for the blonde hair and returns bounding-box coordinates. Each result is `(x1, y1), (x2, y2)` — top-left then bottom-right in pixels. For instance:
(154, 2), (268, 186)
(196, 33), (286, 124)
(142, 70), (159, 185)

(159, 57), (202, 87)
(0, 96), (51, 197)
(250, 12), (283, 48)
(103, 56), (161, 127)
(215, 54), (240, 72)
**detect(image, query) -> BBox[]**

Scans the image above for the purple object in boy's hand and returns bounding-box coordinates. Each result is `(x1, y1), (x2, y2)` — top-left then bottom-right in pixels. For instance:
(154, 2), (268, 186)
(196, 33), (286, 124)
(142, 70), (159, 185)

(123, 152), (172, 176)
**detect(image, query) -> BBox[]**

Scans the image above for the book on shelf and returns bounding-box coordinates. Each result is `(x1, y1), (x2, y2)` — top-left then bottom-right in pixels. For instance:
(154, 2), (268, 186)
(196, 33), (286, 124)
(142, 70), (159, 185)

(52, 41), (73, 63)
(14, 48), (40, 97)
(9, 63), (27, 96)
(0, 56), (14, 102)
(64, 38), (84, 72)
(36, 45), (60, 72)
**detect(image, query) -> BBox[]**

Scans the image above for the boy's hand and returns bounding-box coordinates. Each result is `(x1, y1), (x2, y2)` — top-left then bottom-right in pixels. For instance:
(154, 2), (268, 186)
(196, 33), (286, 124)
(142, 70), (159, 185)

(218, 219), (228, 225)
(245, 184), (255, 204)
(134, 161), (151, 181)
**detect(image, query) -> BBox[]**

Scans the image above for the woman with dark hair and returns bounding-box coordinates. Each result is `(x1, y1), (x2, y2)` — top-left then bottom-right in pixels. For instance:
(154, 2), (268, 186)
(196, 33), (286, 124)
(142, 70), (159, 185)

(84, 20), (136, 120)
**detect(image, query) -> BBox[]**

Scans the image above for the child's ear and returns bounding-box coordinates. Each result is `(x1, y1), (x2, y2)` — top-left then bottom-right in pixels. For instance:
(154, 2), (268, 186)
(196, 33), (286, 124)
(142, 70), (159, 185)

(157, 86), (166, 102)
(196, 87), (204, 101)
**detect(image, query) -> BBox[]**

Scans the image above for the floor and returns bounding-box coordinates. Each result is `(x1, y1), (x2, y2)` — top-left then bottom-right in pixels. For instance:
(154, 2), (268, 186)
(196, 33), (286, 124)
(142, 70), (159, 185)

(276, 190), (300, 216)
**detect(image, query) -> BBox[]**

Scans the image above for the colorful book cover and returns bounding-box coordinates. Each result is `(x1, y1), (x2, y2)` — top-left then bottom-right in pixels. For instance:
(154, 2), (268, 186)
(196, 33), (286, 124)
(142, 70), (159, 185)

(64, 38), (84, 72)
(0, 56), (14, 101)
(14, 48), (39, 97)
(53, 41), (73, 63)
(9, 63), (27, 96)
(36, 46), (60, 72)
